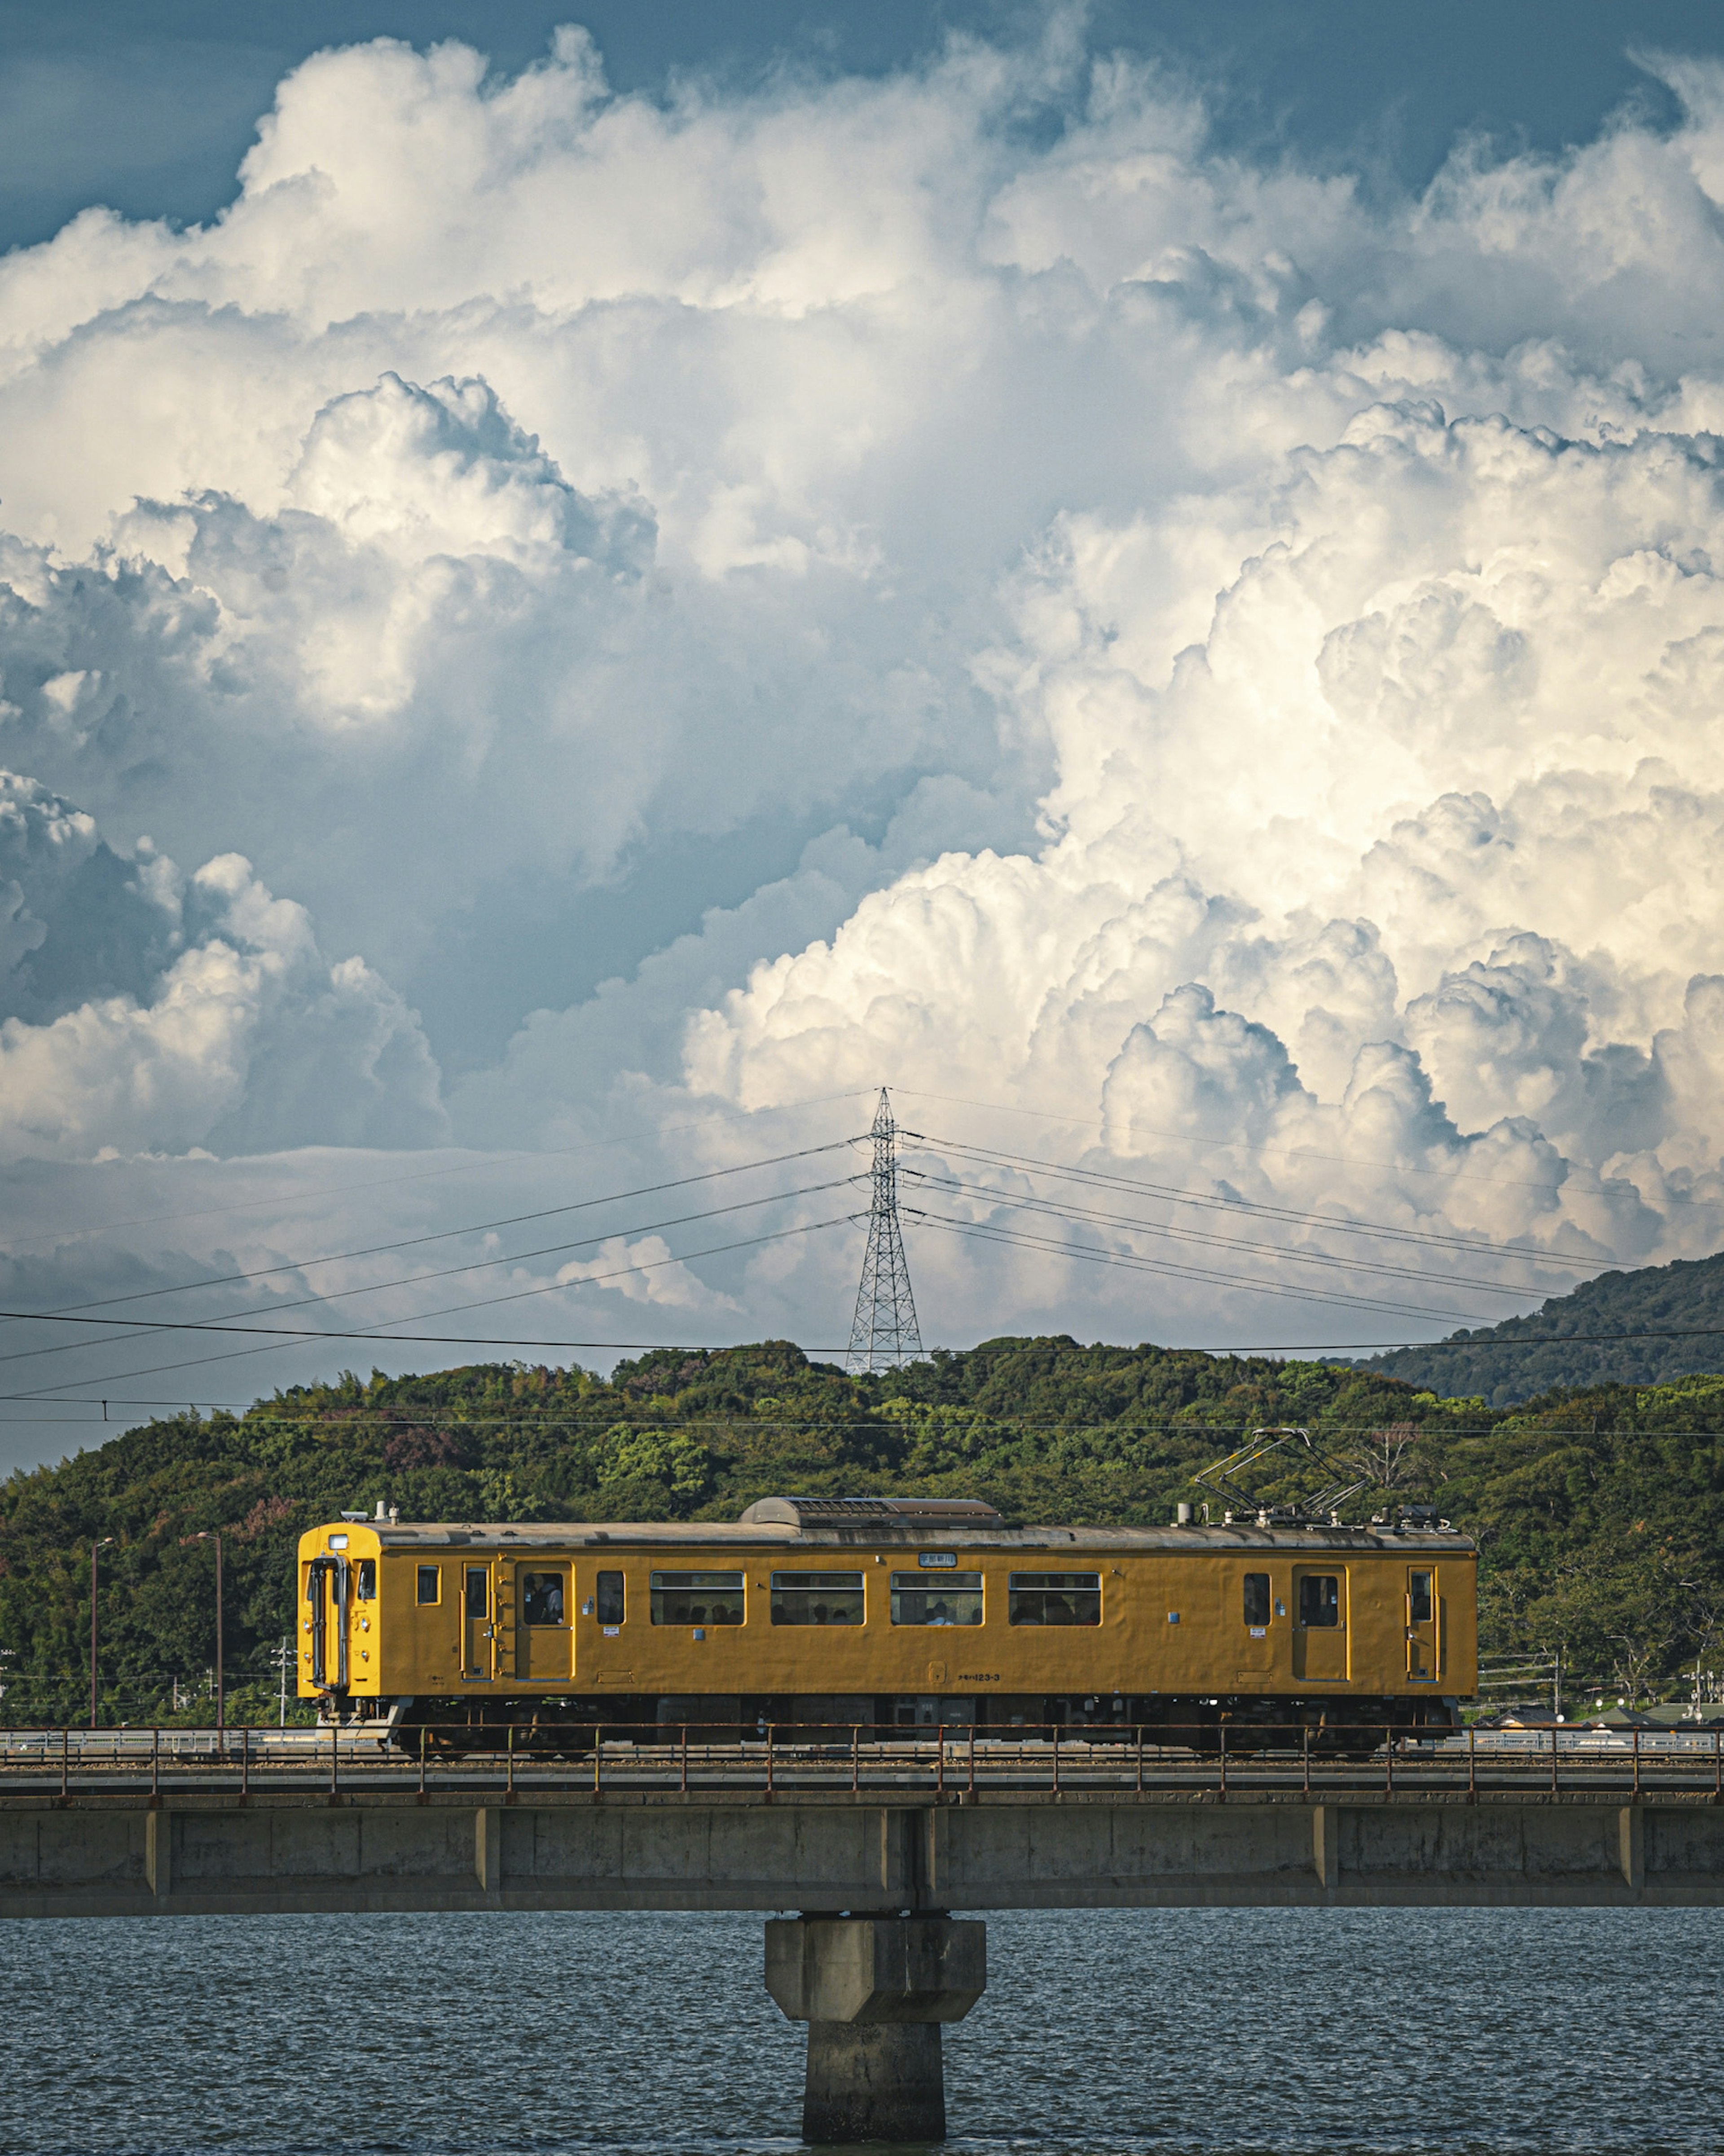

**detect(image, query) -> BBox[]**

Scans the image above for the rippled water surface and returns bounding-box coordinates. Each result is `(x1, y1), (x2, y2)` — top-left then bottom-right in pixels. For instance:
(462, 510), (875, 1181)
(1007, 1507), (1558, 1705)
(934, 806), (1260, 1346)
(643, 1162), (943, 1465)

(3, 1907), (1719, 2154)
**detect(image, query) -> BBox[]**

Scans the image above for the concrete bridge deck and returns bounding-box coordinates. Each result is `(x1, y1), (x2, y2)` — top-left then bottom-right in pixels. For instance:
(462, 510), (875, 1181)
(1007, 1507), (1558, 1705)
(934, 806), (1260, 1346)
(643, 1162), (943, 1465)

(1, 1779), (1718, 1919)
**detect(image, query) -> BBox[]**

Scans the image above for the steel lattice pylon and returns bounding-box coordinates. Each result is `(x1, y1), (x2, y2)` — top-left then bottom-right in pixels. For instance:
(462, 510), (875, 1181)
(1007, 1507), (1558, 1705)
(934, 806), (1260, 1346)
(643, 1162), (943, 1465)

(847, 1087), (923, 1373)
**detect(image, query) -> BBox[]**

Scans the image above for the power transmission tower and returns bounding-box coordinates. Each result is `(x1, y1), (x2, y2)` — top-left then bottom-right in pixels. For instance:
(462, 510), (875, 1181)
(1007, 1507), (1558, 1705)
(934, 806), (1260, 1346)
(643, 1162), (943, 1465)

(848, 1087), (923, 1373)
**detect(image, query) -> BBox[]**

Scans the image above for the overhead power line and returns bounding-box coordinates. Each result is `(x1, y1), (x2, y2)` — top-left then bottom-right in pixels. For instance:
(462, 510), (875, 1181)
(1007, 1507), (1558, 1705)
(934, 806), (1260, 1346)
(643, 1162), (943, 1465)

(892, 1085), (1714, 1212)
(9, 1318), (1724, 1428)
(906, 1206), (1498, 1324)
(902, 1134), (1599, 1273)
(0, 1213), (861, 1371)
(902, 1167), (1548, 1304)
(40, 1139), (856, 1321)
(0, 1166), (860, 1371)
(0, 1084), (879, 1255)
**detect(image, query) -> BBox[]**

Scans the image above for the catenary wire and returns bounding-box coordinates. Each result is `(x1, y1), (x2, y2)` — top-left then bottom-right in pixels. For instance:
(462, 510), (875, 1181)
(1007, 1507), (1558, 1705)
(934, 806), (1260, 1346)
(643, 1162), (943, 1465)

(5, 1388), (1724, 1432)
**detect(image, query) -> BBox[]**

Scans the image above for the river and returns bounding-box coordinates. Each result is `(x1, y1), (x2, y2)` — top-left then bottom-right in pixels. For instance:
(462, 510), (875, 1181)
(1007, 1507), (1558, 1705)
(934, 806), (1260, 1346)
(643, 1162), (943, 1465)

(2, 1906), (1716, 2152)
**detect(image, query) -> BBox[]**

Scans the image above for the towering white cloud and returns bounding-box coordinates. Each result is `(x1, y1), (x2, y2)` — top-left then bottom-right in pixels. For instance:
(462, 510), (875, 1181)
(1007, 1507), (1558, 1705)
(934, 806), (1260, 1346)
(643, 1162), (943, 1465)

(2, 22), (1724, 1423)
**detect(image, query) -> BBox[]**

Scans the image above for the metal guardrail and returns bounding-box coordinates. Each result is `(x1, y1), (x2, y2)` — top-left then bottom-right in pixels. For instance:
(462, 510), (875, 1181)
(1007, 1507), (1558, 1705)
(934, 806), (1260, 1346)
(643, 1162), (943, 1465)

(1, 1722), (1722, 1800)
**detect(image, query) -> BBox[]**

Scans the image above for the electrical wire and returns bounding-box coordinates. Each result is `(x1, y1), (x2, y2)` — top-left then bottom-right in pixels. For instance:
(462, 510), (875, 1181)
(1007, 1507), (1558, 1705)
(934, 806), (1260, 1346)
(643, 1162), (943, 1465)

(905, 1204), (1501, 1323)
(901, 1166), (1550, 1303)
(0, 1212), (861, 1383)
(0, 1084), (879, 1254)
(11, 1398), (1722, 1433)
(9, 1319), (1724, 1427)
(892, 1084), (1717, 1210)
(902, 1134), (1600, 1274)
(0, 1171), (863, 1376)
(37, 1139), (857, 1320)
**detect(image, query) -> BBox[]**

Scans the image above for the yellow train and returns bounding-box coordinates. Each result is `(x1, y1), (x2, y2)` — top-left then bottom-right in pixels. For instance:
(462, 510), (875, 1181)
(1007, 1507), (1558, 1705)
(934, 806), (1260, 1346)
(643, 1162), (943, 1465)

(298, 1491), (1476, 1751)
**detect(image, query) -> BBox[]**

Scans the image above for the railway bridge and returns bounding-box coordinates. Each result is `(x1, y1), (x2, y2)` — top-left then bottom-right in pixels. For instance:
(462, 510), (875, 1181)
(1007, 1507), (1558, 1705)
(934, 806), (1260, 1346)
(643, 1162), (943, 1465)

(7, 1728), (1724, 2139)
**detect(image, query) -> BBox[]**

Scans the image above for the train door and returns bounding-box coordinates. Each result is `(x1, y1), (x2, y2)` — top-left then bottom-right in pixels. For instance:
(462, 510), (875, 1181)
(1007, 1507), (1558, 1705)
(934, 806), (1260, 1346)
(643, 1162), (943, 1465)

(1291, 1567), (1347, 1681)
(462, 1564), (492, 1681)
(1237, 1570), (1275, 1677)
(304, 1553), (350, 1693)
(1406, 1566), (1438, 1681)
(518, 1565), (572, 1681)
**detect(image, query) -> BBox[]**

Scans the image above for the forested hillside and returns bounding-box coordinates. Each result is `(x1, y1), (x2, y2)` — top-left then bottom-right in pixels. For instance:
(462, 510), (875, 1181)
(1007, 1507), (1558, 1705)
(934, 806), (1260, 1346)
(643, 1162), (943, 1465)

(1361, 1250), (1724, 1404)
(3, 1337), (1722, 1719)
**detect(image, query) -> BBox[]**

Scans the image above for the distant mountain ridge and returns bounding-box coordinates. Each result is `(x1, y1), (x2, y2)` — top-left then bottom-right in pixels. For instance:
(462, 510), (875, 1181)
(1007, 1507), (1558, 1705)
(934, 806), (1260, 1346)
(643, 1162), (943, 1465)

(1358, 1249), (1724, 1404)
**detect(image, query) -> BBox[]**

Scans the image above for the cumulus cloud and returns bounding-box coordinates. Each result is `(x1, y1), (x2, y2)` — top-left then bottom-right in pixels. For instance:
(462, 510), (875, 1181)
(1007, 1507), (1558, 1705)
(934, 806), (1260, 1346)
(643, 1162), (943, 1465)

(689, 397), (1724, 1309)
(11, 21), (1724, 1414)
(0, 775), (443, 1161)
(555, 1232), (743, 1312)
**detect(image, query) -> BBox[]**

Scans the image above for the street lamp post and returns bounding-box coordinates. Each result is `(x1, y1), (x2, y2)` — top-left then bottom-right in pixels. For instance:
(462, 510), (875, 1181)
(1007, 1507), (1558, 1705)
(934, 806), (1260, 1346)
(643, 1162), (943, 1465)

(194, 1532), (224, 1746)
(89, 1537), (114, 1730)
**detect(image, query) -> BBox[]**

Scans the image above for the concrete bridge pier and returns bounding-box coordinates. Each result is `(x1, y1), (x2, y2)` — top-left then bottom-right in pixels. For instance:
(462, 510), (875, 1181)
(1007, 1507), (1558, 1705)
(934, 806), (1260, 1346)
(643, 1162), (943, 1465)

(765, 1915), (986, 2143)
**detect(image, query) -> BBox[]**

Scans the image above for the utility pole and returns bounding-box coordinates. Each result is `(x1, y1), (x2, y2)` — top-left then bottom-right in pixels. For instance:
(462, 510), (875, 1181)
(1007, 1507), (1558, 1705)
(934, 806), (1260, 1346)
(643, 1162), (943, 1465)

(277, 1635), (289, 1728)
(194, 1532), (224, 1747)
(847, 1087), (923, 1374)
(88, 1538), (114, 1730)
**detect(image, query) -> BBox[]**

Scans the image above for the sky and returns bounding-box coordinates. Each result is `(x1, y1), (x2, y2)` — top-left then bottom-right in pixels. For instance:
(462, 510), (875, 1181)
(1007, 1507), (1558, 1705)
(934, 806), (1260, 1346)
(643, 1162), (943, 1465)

(2, 0), (1724, 1468)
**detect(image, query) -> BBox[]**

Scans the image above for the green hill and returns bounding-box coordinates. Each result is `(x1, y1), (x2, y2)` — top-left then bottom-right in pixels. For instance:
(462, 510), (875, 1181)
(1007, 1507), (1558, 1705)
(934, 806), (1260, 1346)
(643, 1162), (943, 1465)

(3, 1337), (1722, 1719)
(1359, 1250), (1724, 1406)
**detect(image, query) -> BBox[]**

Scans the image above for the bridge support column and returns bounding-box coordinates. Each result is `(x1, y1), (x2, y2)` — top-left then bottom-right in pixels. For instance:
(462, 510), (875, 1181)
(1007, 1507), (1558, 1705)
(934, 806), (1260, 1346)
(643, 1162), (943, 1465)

(765, 1915), (985, 2143)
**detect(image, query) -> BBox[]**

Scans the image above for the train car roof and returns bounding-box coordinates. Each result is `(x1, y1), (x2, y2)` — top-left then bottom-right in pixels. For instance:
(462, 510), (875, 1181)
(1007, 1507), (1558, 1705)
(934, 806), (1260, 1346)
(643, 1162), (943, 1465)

(312, 1517), (1473, 1555)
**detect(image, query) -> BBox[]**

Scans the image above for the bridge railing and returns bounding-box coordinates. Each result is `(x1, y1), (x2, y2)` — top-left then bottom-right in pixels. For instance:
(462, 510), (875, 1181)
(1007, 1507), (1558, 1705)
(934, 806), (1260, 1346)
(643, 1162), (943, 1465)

(2, 1720), (1723, 1800)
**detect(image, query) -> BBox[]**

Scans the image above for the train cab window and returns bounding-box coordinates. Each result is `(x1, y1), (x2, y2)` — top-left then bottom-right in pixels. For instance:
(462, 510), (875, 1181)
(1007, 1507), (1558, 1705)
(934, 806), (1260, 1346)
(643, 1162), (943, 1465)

(1409, 1571), (1434, 1623)
(355, 1559), (376, 1602)
(771, 1572), (864, 1625)
(891, 1572), (982, 1626)
(651, 1570), (744, 1625)
(1243, 1573), (1271, 1625)
(464, 1567), (488, 1618)
(1298, 1574), (1340, 1627)
(521, 1571), (566, 1626)
(1008, 1572), (1101, 1625)
(416, 1565), (441, 1605)
(596, 1571), (625, 1625)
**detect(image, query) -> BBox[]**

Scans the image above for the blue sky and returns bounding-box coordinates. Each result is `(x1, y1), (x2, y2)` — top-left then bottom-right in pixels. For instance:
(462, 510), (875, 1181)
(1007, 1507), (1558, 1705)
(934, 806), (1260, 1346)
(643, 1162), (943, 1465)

(1, 2), (1724, 1460)
(4, 3), (1720, 251)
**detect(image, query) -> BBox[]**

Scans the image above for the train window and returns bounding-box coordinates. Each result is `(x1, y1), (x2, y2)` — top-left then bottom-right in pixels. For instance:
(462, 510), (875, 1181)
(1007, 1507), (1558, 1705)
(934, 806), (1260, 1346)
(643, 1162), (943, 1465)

(1242, 1573), (1271, 1625)
(416, 1565), (440, 1605)
(771, 1572), (864, 1625)
(1008, 1572), (1101, 1626)
(1298, 1574), (1340, 1627)
(1409, 1571), (1433, 1623)
(465, 1567), (488, 1618)
(520, 1571), (566, 1626)
(651, 1570), (744, 1625)
(355, 1559), (376, 1602)
(596, 1571), (625, 1625)
(891, 1572), (982, 1626)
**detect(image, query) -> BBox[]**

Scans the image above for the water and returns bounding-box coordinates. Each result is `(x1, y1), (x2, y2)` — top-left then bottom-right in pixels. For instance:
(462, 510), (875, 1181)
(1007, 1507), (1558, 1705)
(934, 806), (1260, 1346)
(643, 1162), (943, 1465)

(2, 1907), (1718, 2154)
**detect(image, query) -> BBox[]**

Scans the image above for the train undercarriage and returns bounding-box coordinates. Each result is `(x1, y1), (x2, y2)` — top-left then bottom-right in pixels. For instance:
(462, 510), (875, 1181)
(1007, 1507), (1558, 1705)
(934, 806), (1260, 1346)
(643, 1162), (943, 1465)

(344, 1690), (1461, 1759)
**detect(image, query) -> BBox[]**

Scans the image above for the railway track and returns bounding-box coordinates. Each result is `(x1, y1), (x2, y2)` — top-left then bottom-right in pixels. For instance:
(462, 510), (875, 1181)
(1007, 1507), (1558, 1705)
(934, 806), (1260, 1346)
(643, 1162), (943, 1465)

(3, 1724), (1721, 1801)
